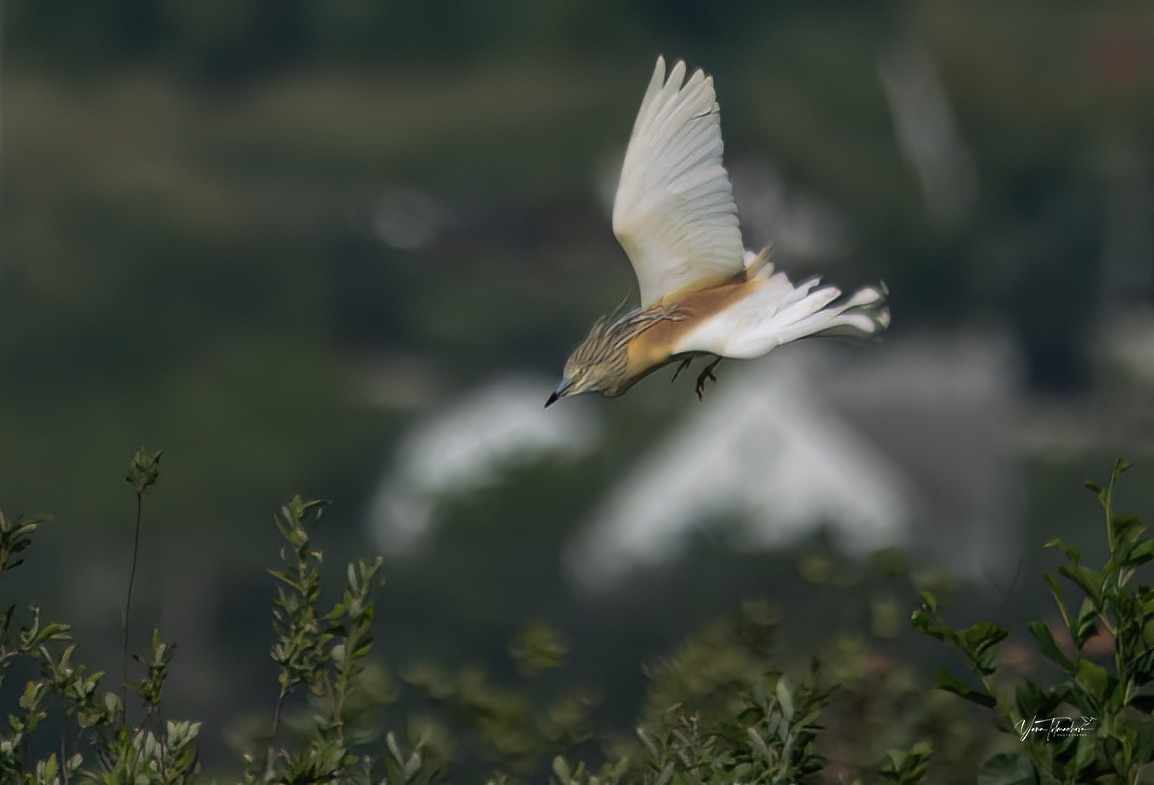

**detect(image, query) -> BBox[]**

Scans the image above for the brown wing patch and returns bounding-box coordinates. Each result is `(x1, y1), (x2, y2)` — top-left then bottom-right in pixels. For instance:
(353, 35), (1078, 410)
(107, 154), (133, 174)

(624, 275), (767, 379)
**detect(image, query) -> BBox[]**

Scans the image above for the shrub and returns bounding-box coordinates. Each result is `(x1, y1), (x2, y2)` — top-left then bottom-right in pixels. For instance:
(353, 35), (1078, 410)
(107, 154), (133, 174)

(1, 451), (1150, 784)
(913, 459), (1154, 784)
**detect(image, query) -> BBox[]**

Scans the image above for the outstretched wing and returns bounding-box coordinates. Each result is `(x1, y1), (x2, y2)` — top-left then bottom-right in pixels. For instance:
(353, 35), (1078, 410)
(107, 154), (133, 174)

(613, 56), (745, 308)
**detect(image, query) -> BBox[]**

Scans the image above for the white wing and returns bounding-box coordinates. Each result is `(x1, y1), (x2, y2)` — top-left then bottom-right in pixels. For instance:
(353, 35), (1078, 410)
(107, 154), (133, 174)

(613, 56), (745, 308)
(674, 260), (891, 359)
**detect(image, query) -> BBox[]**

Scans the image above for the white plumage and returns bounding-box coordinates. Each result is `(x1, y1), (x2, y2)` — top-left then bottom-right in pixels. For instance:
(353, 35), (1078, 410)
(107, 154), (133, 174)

(675, 266), (890, 359)
(613, 57), (745, 308)
(614, 56), (889, 359)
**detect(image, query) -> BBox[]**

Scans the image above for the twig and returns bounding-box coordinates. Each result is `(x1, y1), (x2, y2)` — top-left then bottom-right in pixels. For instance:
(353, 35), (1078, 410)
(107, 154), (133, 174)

(264, 686), (289, 779)
(122, 491), (144, 715)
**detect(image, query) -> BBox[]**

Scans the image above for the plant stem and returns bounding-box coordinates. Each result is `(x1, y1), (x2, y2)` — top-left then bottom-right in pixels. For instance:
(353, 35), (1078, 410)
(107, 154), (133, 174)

(264, 686), (288, 779)
(122, 491), (144, 715)
(1104, 486), (1114, 550)
(59, 718), (70, 785)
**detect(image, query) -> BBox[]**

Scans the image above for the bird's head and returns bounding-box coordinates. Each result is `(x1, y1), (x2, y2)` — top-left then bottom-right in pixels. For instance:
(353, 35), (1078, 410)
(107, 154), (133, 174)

(546, 316), (629, 407)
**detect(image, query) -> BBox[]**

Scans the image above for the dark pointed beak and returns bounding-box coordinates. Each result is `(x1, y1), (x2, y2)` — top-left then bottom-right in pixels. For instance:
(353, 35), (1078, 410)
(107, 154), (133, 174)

(545, 379), (572, 408)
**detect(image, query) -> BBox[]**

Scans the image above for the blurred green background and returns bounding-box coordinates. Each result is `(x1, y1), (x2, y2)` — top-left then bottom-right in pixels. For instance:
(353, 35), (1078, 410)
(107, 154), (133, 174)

(3, 0), (1153, 779)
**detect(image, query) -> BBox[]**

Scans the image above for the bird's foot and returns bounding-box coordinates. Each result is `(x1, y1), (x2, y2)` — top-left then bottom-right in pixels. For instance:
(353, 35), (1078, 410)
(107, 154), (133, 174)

(695, 358), (722, 400)
(671, 357), (692, 383)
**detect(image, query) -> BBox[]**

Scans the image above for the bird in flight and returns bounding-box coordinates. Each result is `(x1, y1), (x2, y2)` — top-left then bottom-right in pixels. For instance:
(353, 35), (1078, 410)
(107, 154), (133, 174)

(546, 56), (890, 407)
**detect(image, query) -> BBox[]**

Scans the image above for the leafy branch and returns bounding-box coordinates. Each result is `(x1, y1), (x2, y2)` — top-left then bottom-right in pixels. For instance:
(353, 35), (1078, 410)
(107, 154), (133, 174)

(912, 459), (1154, 784)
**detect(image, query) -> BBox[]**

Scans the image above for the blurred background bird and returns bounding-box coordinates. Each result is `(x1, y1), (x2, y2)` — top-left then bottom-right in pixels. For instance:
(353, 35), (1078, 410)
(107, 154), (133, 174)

(547, 56), (890, 406)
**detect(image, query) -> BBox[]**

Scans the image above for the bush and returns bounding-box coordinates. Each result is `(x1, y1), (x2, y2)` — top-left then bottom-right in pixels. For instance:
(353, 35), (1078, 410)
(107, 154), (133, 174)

(913, 459), (1154, 784)
(1, 451), (1150, 783)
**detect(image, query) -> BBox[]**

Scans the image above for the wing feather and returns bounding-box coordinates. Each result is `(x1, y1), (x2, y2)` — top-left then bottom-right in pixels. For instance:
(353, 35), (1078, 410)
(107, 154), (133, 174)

(612, 56), (744, 307)
(674, 262), (891, 359)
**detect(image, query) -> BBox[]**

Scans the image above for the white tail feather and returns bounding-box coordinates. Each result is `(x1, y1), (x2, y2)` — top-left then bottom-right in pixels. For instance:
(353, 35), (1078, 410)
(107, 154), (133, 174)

(675, 268), (890, 359)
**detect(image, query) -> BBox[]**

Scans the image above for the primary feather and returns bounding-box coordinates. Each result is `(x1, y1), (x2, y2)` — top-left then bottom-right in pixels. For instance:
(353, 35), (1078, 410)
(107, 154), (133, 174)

(612, 56), (744, 308)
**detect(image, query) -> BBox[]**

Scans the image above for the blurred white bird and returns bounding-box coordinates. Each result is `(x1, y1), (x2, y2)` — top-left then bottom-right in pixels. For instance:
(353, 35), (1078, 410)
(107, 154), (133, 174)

(547, 56), (889, 406)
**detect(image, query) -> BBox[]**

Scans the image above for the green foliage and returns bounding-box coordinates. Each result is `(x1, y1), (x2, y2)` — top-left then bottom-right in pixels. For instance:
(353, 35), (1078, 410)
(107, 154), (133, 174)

(1, 450), (196, 785)
(123, 447), (164, 717)
(125, 448), (164, 496)
(627, 667), (830, 785)
(641, 600), (780, 727)
(4, 454), (1153, 783)
(548, 602), (833, 785)
(876, 741), (933, 785)
(403, 658), (588, 774)
(912, 459), (1154, 784)
(509, 625), (571, 679)
(0, 451), (399, 785)
(0, 510), (52, 575)
(244, 494), (387, 784)
(0, 449), (848, 784)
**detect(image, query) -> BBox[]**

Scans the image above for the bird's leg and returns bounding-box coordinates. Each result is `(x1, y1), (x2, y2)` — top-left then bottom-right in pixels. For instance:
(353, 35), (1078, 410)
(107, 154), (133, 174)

(695, 357), (722, 400)
(670, 357), (693, 383)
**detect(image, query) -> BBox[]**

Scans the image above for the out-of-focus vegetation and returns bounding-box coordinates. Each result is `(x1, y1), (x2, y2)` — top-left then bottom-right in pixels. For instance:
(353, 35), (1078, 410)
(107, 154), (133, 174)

(1, 453), (1151, 783)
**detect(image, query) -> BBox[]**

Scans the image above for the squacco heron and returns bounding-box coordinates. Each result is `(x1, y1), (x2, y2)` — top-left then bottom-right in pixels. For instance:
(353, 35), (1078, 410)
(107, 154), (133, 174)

(546, 56), (890, 407)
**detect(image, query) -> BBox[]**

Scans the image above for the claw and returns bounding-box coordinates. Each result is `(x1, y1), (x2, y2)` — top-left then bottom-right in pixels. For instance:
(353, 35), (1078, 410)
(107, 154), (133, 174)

(671, 357), (692, 383)
(695, 357), (722, 400)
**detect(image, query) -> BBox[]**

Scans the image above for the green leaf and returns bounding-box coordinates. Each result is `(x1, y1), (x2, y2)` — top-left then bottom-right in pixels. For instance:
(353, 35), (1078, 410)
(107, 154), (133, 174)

(746, 726), (772, 762)
(1059, 564), (1103, 604)
(1075, 659), (1111, 703)
(1073, 731), (1098, 772)
(918, 590), (938, 613)
(1072, 598), (1099, 648)
(552, 756), (571, 783)
(935, 668), (996, 708)
(1027, 621), (1076, 673)
(1123, 540), (1154, 569)
(386, 731), (404, 764)
(964, 621), (1009, 655)
(911, 607), (954, 645)
(1012, 681), (1061, 723)
(910, 608), (933, 636)
(636, 727), (659, 761)
(384, 754), (404, 785)
(403, 751), (423, 782)
(1131, 713), (1154, 766)
(1046, 538), (1081, 565)
(909, 739), (932, 758)
(775, 677), (794, 722)
(1044, 573), (1071, 631)
(1111, 458), (1132, 478)
(976, 752), (1037, 785)
(884, 748), (907, 770)
(1112, 514), (1146, 549)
